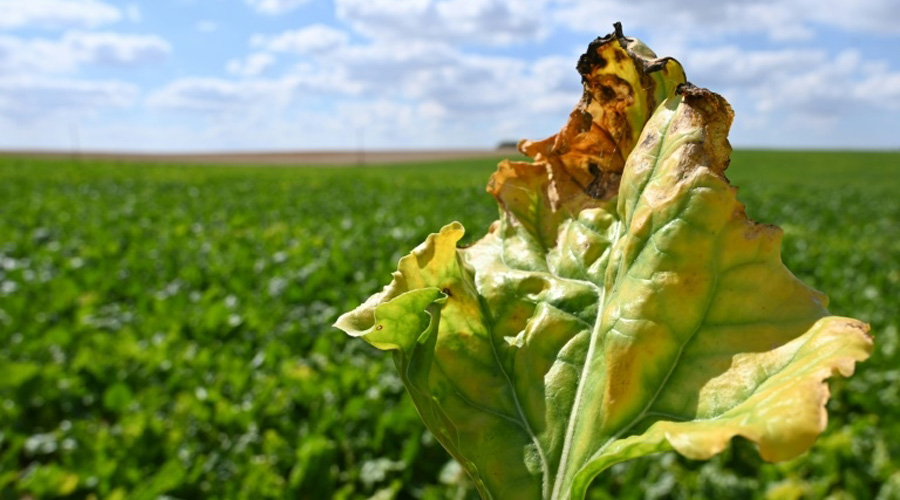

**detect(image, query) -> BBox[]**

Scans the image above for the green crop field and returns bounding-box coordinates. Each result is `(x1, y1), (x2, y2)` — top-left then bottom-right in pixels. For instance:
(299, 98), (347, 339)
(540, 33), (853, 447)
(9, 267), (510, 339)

(1, 151), (898, 499)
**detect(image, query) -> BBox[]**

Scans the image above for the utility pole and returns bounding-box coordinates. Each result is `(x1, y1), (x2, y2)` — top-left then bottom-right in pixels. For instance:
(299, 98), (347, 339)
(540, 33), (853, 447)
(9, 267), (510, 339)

(356, 127), (365, 166)
(68, 123), (81, 164)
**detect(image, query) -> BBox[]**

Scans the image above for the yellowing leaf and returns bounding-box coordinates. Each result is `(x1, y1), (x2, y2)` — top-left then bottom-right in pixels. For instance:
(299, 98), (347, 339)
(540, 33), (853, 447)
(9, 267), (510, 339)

(334, 25), (873, 500)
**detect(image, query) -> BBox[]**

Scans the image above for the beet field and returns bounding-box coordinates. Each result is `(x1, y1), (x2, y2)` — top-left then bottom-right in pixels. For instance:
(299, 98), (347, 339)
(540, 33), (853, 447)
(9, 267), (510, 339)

(1, 151), (898, 499)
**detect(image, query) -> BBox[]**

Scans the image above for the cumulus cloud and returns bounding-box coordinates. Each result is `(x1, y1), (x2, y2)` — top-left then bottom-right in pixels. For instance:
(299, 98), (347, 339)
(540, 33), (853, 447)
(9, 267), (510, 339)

(226, 52), (276, 77)
(0, 76), (137, 122)
(244, 0), (311, 15)
(335, 0), (549, 45)
(684, 46), (900, 116)
(322, 40), (459, 91)
(162, 29), (583, 148)
(147, 67), (363, 116)
(0, 35), (80, 73)
(242, 0), (900, 48)
(681, 46), (828, 90)
(21, 0), (893, 151)
(314, 38), (580, 120)
(523, 56), (582, 113)
(0, 32), (171, 74)
(663, 44), (900, 148)
(552, 0), (811, 46)
(806, 0), (900, 36)
(552, 0), (900, 47)
(65, 32), (171, 66)
(335, 99), (440, 134)
(855, 73), (900, 110)
(251, 24), (350, 55)
(396, 52), (530, 113)
(182, 6), (900, 151)
(0, 0), (121, 30)
(147, 78), (285, 113)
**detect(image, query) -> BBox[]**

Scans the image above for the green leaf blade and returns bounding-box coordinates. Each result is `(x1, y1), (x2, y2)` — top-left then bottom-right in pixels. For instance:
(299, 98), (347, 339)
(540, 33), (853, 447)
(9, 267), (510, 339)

(337, 222), (549, 498)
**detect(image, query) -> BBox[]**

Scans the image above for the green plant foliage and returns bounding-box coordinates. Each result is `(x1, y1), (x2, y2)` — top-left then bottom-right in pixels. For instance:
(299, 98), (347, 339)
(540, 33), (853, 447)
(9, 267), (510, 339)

(336, 29), (875, 500)
(0, 157), (506, 499)
(0, 148), (897, 498)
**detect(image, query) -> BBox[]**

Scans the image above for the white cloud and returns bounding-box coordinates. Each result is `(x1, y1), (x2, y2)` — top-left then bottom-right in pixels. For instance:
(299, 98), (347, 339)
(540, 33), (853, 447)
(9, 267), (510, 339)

(138, 93), (492, 151)
(0, 35), (80, 73)
(552, 0), (900, 47)
(48, 0), (894, 152)
(251, 25), (349, 54)
(145, 74), (365, 150)
(163, 13), (900, 151)
(855, 74), (900, 110)
(807, 0), (900, 36)
(284, 37), (581, 121)
(146, 72), (361, 115)
(674, 44), (900, 146)
(682, 46), (828, 90)
(147, 78), (284, 113)
(321, 40), (458, 90)
(65, 32), (171, 66)
(335, 0), (549, 45)
(399, 52), (528, 113)
(524, 56), (581, 114)
(552, 0), (811, 47)
(0, 32), (171, 74)
(0, 0), (121, 30)
(770, 51), (900, 116)
(0, 76), (137, 123)
(336, 99), (432, 132)
(226, 52), (276, 77)
(187, 31), (583, 148)
(244, 0), (311, 15)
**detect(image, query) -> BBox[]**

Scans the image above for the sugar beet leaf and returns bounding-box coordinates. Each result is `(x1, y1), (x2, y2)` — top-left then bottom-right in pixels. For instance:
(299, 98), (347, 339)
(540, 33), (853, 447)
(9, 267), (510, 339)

(335, 24), (872, 500)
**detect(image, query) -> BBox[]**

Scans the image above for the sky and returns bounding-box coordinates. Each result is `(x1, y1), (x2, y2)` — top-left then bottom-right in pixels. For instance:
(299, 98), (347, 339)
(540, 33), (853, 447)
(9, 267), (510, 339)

(1, 0), (899, 152)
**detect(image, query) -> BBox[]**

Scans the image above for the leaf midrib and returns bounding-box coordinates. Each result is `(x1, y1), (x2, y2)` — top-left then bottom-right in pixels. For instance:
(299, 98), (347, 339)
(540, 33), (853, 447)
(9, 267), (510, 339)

(549, 103), (681, 500)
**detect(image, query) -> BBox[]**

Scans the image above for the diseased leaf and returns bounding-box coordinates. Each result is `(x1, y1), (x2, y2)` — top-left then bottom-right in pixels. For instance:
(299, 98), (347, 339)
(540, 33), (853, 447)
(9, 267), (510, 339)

(335, 24), (873, 500)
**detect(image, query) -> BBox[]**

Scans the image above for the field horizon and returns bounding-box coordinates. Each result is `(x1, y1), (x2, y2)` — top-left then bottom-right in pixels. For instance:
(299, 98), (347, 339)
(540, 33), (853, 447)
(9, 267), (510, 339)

(0, 148), (519, 166)
(1, 146), (898, 167)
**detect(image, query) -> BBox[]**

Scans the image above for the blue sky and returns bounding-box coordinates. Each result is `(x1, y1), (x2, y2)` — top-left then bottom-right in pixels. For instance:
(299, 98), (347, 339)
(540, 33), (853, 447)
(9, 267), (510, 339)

(1, 0), (899, 152)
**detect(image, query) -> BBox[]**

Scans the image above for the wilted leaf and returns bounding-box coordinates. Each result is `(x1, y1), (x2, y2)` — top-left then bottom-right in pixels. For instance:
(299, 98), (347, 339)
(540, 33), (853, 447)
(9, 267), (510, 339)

(335, 25), (873, 500)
